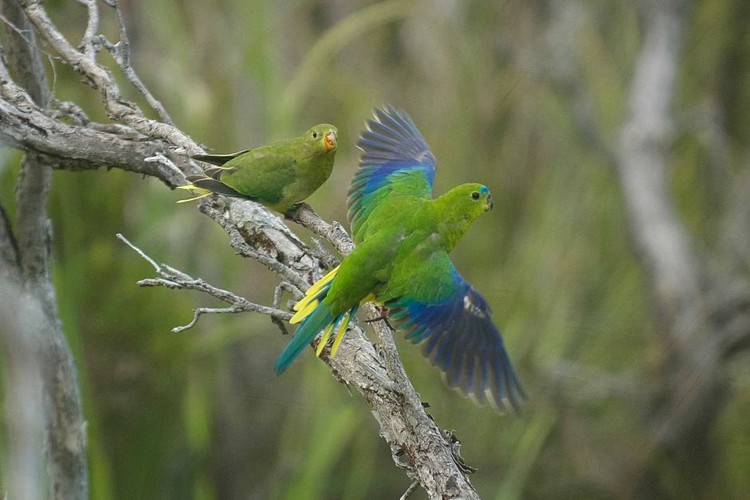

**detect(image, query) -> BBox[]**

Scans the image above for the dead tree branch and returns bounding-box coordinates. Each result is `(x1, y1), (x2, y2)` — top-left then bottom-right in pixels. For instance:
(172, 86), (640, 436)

(1, 0), (87, 497)
(116, 233), (293, 332)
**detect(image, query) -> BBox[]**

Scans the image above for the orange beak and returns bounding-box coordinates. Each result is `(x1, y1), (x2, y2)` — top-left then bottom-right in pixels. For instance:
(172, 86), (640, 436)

(324, 130), (337, 151)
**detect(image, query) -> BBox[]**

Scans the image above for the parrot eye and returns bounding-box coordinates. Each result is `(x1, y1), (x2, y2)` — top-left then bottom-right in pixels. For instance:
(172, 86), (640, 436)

(471, 191), (480, 200)
(312, 131), (319, 139)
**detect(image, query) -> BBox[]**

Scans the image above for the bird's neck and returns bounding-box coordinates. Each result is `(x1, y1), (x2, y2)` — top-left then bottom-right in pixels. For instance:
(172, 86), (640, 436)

(427, 195), (474, 253)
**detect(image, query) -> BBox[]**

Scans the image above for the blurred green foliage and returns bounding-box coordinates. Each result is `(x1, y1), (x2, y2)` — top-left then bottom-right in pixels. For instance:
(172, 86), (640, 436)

(2, 0), (750, 498)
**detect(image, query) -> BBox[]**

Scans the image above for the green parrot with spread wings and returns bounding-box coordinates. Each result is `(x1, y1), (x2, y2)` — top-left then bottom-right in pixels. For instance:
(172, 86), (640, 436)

(275, 107), (525, 412)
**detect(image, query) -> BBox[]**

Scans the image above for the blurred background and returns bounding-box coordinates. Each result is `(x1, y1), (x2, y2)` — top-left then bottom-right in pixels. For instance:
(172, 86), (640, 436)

(2, 0), (750, 498)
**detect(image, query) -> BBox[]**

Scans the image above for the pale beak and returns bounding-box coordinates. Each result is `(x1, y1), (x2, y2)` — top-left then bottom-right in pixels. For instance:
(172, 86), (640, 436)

(324, 130), (337, 151)
(485, 194), (494, 212)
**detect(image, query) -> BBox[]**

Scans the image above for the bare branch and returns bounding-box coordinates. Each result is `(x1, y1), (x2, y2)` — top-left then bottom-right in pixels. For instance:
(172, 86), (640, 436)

(321, 319), (480, 498)
(19, 0), (192, 147)
(289, 202), (355, 256)
(1, 1), (87, 497)
(0, 64), (189, 186)
(106, 1), (174, 124)
(273, 281), (303, 310)
(198, 199), (314, 291)
(77, 0), (99, 59)
(118, 232), (292, 333)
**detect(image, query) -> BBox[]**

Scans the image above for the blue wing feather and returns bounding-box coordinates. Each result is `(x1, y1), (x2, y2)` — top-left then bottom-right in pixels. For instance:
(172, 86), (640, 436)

(348, 106), (436, 243)
(386, 269), (525, 413)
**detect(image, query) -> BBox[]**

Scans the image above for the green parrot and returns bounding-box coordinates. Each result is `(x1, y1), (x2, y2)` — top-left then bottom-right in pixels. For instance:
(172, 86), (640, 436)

(178, 124), (338, 212)
(274, 106), (525, 412)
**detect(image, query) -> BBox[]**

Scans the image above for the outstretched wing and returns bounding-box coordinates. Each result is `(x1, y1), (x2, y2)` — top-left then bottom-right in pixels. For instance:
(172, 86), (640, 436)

(348, 106), (436, 243)
(385, 253), (525, 413)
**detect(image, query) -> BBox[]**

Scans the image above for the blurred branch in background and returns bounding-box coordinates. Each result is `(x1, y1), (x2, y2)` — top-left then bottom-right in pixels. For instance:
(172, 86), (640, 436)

(616, 0), (750, 496)
(1, 0), (87, 497)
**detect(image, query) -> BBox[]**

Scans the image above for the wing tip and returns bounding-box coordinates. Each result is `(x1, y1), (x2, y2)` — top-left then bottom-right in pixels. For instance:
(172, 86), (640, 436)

(357, 105), (422, 151)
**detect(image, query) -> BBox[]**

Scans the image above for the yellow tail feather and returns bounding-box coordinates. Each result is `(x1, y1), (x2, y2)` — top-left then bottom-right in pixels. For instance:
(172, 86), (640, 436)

(307, 266), (339, 296)
(290, 298), (320, 324)
(176, 185), (212, 203)
(290, 266), (341, 326)
(289, 265), (347, 356)
(315, 322), (336, 357)
(329, 312), (352, 358)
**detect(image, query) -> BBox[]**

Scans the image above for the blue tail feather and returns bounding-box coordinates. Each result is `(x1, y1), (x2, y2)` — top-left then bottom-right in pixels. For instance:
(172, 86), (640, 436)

(274, 303), (335, 374)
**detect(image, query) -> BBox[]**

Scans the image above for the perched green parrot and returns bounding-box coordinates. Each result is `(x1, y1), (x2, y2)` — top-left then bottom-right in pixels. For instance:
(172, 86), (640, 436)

(178, 124), (338, 212)
(274, 106), (525, 412)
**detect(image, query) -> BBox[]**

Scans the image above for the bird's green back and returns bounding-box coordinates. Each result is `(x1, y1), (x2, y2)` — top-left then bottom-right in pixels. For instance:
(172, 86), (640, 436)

(184, 123), (337, 212)
(221, 124), (336, 211)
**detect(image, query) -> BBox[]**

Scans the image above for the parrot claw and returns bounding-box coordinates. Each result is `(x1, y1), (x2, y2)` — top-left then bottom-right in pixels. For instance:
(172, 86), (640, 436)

(364, 309), (395, 331)
(283, 202), (309, 219)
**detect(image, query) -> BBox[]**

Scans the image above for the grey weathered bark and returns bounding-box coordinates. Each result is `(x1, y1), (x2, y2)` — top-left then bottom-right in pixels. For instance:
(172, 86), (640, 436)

(0, 224), (46, 500)
(0, 2), (483, 498)
(615, 0), (750, 496)
(1, 0), (87, 497)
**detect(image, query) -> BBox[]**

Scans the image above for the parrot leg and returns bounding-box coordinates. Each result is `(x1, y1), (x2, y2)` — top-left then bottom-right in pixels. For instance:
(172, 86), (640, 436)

(283, 202), (309, 219)
(364, 307), (394, 331)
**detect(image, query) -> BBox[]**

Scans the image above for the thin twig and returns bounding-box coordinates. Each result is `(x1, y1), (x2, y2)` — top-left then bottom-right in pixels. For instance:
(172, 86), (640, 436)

(77, 0), (99, 60)
(20, 0), (195, 147)
(116, 233), (159, 271)
(117, 233), (292, 333)
(399, 480), (419, 500)
(106, 1), (174, 124)
(274, 281), (302, 309)
(144, 153), (191, 183)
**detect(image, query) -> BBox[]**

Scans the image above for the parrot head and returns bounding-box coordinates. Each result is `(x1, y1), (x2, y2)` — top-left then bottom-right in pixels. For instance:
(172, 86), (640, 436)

(432, 183), (495, 252)
(457, 183), (493, 217)
(476, 184), (494, 212)
(305, 124), (338, 153)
